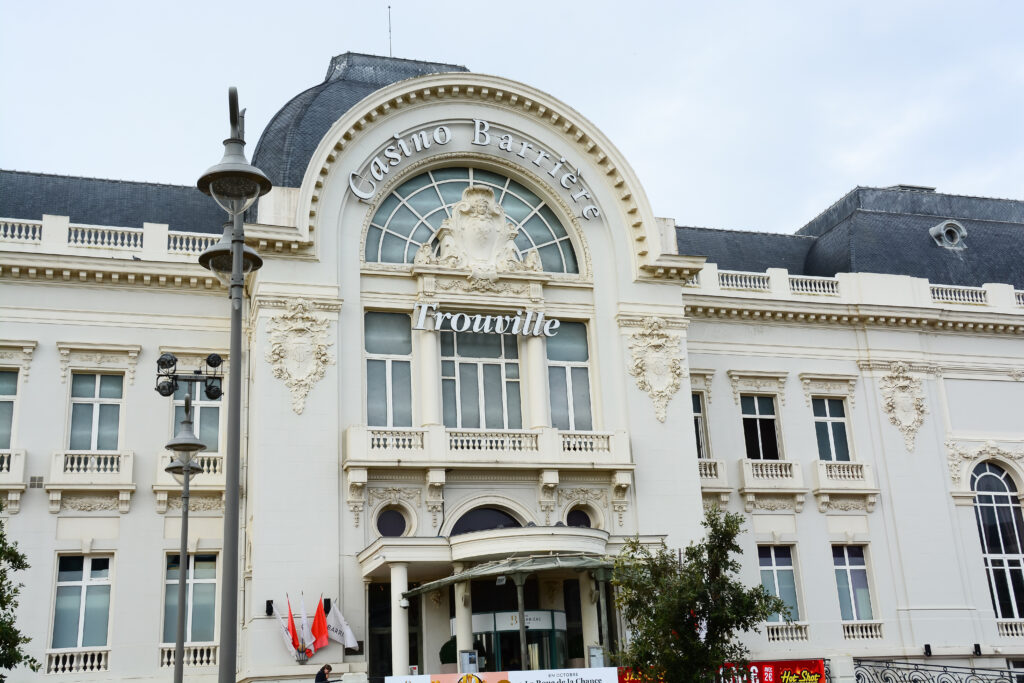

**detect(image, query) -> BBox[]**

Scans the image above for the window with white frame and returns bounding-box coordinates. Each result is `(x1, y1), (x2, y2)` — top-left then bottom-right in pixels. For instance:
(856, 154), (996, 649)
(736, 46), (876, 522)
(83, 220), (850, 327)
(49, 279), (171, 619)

(441, 331), (521, 429)
(741, 395), (780, 460)
(813, 397), (850, 461)
(173, 383), (221, 453)
(759, 546), (799, 621)
(692, 392), (709, 459)
(69, 373), (123, 451)
(365, 312), (413, 427)
(833, 545), (873, 621)
(547, 322), (592, 431)
(163, 554), (217, 644)
(0, 370), (16, 450)
(51, 555), (111, 649)
(972, 462), (1024, 619)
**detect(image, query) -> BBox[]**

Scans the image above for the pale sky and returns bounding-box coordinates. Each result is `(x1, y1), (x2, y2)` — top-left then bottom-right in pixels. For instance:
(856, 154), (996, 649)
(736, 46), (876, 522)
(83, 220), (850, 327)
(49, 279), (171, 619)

(2, 1), (1023, 233)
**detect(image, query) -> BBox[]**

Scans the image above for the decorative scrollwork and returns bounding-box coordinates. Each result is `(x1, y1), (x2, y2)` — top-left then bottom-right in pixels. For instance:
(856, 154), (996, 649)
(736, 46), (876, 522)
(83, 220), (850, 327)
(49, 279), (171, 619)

(853, 659), (1014, 683)
(627, 317), (684, 422)
(265, 299), (335, 414)
(879, 361), (928, 451)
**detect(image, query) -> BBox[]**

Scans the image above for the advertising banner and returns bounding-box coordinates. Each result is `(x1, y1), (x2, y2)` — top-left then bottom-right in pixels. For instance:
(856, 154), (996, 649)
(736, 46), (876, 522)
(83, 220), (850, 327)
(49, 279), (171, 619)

(719, 660), (826, 683)
(386, 666), (620, 683)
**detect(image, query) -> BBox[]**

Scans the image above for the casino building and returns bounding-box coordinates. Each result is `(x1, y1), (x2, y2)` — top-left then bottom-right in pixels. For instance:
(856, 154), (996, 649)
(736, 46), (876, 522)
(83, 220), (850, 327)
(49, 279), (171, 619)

(2, 53), (1024, 682)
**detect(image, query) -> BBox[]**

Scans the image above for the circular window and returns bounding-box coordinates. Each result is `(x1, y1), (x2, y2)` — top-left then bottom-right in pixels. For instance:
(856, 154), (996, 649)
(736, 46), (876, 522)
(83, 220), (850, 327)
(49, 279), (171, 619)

(364, 167), (578, 273)
(377, 508), (407, 537)
(567, 508), (592, 528)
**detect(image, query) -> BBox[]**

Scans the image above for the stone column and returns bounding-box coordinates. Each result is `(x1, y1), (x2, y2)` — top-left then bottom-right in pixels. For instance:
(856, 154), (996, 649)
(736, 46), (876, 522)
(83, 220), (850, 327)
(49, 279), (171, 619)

(390, 563), (410, 675)
(453, 563), (473, 670)
(416, 327), (441, 426)
(577, 574), (599, 654)
(522, 332), (550, 429)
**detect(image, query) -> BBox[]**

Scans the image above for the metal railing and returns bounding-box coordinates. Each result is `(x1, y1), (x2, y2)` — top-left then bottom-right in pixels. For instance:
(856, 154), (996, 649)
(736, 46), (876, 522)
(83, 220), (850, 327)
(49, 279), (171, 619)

(854, 659), (1015, 683)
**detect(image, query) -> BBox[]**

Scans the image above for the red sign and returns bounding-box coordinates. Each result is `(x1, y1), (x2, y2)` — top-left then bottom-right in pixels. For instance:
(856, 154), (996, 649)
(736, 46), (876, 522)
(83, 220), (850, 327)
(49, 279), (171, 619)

(719, 660), (826, 683)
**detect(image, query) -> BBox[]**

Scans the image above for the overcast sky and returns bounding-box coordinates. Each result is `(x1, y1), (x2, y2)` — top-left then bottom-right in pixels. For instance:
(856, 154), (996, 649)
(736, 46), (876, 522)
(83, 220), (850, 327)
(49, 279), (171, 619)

(2, 1), (1023, 233)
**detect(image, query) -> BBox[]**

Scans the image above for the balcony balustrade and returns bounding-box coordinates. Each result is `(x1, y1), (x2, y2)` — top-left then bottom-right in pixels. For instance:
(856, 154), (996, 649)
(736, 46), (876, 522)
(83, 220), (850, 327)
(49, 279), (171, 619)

(344, 425), (631, 470)
(152, 452), (225, 514)
(764, 622), (809, 642)
(46, 450), (135, 513)
(0, 449), (26, 513)
(697, 458), (730, 504)
(842, 620), (884, 639)
(46, 649), (109, 674)
(812, 460), (879, 513)
(158, 644), (218, 668)
(738, 459), (807, 512)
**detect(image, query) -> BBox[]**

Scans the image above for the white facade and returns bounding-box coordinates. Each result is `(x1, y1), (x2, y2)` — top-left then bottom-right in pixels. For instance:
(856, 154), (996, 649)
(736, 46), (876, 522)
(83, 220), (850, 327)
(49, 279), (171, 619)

(2, 57), (1024, 682)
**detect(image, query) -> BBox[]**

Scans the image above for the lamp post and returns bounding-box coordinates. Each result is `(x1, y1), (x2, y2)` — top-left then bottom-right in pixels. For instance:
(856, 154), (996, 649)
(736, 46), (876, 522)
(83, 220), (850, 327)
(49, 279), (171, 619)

(155, 353), (223, 683)
(166, 398), (205, 683)
(197, 87), (271, 683)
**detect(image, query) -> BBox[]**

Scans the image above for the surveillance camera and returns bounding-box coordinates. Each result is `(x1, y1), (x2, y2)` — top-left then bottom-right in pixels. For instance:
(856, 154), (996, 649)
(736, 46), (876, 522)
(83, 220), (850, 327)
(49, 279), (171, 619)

(399, 598), (410, 609)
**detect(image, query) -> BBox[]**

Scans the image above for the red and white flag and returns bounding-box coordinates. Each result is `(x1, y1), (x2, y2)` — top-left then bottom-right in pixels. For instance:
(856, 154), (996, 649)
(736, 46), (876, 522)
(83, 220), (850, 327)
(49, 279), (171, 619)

(312, 596), (329, 652)
(286, 596), (301, 653)
(299, 593), (314, 657)
(326, 599), (359, 649)
(271, 600), (299, 657)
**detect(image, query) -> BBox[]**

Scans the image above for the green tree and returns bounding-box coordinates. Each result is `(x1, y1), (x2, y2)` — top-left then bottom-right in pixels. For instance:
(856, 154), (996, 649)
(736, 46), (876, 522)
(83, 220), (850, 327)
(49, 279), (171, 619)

(613, 506), (787, 683)
(0, 500), (38, 679)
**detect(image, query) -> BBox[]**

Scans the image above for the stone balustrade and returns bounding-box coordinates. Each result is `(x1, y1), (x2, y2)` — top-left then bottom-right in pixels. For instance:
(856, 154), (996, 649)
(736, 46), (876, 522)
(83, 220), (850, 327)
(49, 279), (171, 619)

(738, 459), (807, 512)
(46, 450), (136, 513)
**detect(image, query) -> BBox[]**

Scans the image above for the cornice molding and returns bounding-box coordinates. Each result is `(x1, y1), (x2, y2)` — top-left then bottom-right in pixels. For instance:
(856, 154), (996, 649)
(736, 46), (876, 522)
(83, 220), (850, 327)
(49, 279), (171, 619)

(56, 341), (141, 384)
(0, 340), (36, 379)
(798, 373), (858, 407)
(0, 254), (224, 292)
(727, 370), (789, 405)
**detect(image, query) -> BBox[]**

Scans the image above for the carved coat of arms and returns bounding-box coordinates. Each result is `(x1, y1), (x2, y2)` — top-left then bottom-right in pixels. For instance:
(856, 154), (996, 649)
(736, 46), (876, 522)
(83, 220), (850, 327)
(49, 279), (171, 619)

(879, 361), (928, 451)
(414, 186), (541, 285)
(265, 299), (334, 414)
(627, 317), (684, 422)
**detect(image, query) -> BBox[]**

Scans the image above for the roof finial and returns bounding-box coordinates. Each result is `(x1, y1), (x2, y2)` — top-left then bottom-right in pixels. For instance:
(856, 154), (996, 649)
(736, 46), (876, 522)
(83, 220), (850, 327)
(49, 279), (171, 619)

(388, 5), (393, 57)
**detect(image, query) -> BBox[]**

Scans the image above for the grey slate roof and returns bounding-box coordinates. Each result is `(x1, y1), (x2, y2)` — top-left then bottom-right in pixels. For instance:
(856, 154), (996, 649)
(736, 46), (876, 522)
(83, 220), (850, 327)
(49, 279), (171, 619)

(677, 186), (1024, 289)
(0, 169), (225, 234)
(676, 226), (814, 274)
(251, 52), (468, 188)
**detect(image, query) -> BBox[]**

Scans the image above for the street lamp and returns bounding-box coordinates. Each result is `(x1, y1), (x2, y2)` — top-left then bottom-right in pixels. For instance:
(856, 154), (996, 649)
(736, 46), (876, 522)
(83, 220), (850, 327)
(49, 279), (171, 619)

(197, 87), (271, 683)
(165, 395), (206, 683)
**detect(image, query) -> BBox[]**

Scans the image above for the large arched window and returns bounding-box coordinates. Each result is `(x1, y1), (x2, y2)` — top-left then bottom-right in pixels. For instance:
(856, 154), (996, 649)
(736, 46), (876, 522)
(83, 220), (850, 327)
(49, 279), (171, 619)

(450, 507), (523, 536)
(972, 461), (1024, 619)
(364, 167), (578, 273)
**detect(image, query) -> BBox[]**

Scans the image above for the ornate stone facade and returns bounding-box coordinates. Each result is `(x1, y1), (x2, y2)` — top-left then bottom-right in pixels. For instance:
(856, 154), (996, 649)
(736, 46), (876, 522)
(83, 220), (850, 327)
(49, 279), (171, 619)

(265, 299), (335, 414)
(879, 361), (928, 452)
(627, 317), (684, 422)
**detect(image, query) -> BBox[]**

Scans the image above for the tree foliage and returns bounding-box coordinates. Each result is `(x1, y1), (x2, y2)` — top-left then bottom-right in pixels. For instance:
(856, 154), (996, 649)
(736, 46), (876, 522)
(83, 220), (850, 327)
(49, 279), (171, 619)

(612, 506), (787, 683)
(0, 500), (38, 678)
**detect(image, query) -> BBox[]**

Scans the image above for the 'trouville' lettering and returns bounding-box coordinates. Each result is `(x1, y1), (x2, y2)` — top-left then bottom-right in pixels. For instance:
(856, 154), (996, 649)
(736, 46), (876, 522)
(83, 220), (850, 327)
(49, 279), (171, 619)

(412, 303), (561, 337)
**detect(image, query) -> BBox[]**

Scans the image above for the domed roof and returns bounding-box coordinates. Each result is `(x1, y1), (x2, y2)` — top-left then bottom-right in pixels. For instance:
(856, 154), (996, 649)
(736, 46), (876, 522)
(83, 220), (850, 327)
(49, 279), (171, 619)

(253, 53), (468, 188)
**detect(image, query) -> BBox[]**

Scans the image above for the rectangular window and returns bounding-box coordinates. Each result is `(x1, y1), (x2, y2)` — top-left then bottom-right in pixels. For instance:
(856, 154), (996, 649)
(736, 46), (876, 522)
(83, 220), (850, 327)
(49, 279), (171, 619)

(365, 312), (413, 427)
(51, 555), (111, 649)
(0, 370), (16, 450)
(441, 331), (521, 430)
(547, 322), (593, 431)
(833, 545), (873, 620)
(692, 392), (709, 459)
(173, 382), (221, 453)
(163, 554), (217, 644)
(759, 546), (799, 621)
(813, 398), (850, 461)
(69, 373), (123, 451)
(741, 395), (780, 460)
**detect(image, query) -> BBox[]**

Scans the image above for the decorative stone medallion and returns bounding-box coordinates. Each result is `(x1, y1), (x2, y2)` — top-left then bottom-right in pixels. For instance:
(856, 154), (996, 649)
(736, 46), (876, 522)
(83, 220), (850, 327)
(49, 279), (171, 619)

(879, 362), (928, 452)
(627, 317), (684, 422)
(265, 299), (335, 414)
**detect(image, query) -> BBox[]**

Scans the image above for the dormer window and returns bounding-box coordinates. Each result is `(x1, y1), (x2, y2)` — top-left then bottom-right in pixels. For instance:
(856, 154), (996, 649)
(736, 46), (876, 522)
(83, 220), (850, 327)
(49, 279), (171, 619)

(929, 220), (967, 250)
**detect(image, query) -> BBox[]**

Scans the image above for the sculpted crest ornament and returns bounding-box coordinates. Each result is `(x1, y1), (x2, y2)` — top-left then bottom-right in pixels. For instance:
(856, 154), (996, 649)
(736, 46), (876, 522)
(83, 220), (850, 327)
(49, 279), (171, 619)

(879, 361), (928, 451)
(414, 186), (541, 286)
(627, 317), (684, 422)
(265, 299), (335, 414)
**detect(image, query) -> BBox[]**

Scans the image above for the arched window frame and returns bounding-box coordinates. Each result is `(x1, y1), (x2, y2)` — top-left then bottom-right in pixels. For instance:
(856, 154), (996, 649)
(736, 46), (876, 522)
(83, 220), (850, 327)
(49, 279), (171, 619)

(971, 461), (1024, 620)
(358, 157), (591, 280)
